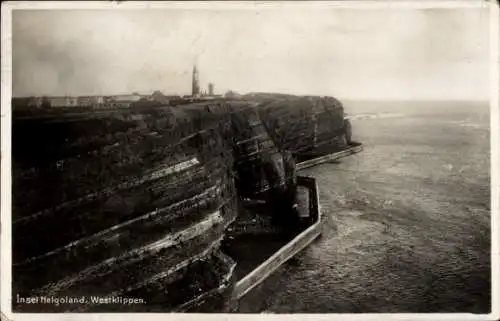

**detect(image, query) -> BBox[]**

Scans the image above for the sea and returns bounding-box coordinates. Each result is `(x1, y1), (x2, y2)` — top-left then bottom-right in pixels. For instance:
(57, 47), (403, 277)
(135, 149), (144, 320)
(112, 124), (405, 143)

(245, 100), (491, 313)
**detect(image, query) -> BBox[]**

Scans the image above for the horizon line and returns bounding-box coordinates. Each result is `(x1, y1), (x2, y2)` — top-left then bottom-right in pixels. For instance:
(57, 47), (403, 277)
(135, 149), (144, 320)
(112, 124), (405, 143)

(10, 94), (490, 103)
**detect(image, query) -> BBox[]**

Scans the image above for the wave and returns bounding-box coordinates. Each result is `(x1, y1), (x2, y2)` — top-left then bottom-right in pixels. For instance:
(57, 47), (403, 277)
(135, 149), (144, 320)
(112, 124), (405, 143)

(346, 112), (406, 121)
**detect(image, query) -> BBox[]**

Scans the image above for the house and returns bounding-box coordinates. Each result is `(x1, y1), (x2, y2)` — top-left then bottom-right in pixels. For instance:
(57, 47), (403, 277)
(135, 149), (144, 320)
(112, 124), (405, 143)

(150, 91), (181, 104)
(12, 97), (42, 110)
(77, 96), (104, 107)
(112, 94), (142, 102)
(104, 94), (142, 108)
(47, 96), (78, 107)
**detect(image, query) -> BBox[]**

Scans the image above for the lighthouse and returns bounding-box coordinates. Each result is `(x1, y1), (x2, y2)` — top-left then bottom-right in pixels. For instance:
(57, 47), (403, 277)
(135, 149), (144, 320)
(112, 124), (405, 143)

(192, 64), (200, 97)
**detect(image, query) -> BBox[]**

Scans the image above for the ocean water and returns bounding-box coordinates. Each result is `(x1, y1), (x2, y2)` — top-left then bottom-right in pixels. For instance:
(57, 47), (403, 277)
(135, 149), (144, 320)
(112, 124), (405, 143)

(259, 101), (491, 313)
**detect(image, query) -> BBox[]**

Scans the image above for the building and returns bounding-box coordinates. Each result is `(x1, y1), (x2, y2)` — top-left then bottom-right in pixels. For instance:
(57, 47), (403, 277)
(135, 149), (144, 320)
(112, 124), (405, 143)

(77, 96), (104, 107)
(47, 96), (78, 107)
(12, 96), (79, 109)
(192, 64), (200, 97)
(208, 83), (214, 96)
(12, 97), (42, 110)
(225, 90), (240, 99)
(112, 94), (142, 102)
(104, 94), (142, 108)
(150, 91), (181, 104)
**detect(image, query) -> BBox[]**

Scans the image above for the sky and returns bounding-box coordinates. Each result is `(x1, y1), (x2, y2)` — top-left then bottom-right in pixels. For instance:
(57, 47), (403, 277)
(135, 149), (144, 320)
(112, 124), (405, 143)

(12, 5), (490, 100)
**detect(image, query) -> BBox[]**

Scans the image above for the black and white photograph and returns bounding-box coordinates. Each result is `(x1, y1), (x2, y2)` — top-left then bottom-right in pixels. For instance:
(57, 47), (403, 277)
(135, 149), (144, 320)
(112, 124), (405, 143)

(1, 0), (498, 319)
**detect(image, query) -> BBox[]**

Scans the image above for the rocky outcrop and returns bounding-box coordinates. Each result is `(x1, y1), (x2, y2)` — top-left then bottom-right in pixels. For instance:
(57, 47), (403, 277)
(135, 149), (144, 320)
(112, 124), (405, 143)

(12, 105), (238, 312)
(12, 93), (349, 312)
(244, 94), (348, 156)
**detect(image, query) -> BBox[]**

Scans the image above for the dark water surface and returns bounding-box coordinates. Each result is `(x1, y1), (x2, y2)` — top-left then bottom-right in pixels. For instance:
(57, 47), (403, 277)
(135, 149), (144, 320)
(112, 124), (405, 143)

(258, 101), (491, 313)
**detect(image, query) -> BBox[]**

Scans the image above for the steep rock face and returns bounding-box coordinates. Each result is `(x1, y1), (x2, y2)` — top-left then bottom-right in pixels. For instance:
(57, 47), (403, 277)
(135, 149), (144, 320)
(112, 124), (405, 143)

(243, 93), (348, 156)
(181, 100), (292, 200)
(12, 104), (238, 312)
(11, 93), (348, 312)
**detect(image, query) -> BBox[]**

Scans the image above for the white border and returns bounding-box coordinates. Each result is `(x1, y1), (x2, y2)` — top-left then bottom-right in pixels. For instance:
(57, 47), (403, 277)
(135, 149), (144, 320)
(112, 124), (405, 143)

(489, 2), (500, 321)
(0, 0), (492, 10)
(1, 1), (498, 321)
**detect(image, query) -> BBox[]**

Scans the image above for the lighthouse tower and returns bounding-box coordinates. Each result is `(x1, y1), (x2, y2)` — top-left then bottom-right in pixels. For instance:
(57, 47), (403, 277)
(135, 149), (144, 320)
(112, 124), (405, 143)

(192, 64), (200, 97)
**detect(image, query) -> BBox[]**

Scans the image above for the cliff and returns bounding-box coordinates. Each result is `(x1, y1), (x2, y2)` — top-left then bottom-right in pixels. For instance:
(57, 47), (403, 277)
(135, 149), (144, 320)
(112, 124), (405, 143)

(12, 104), (237, 312)
(12, 94), (349, 312)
